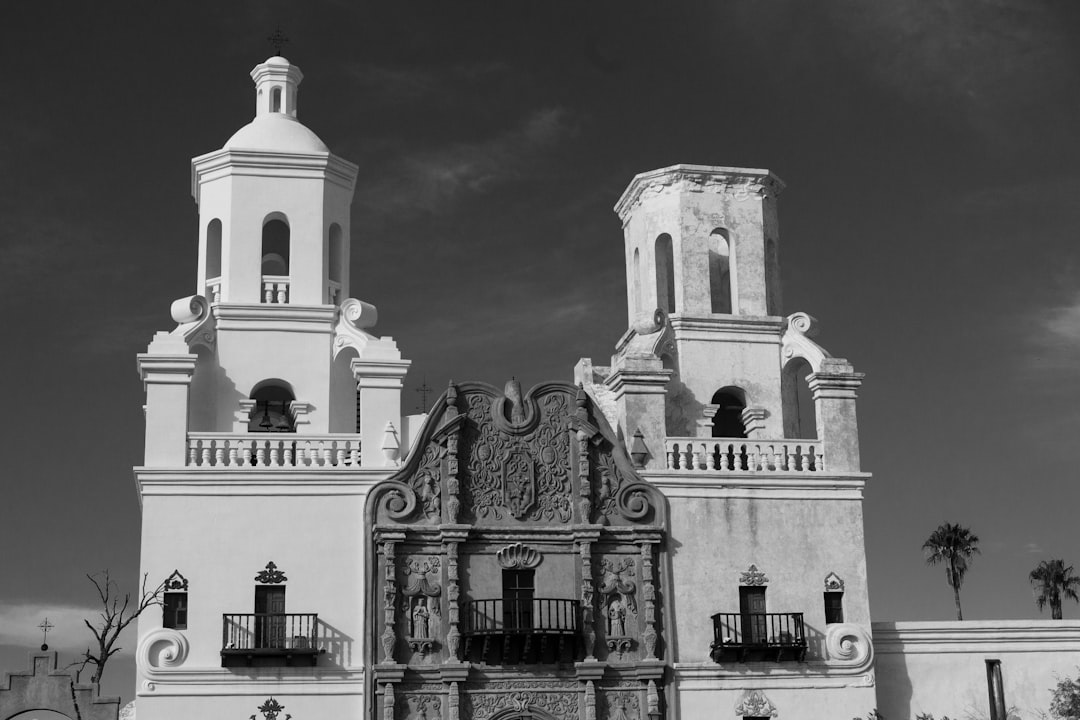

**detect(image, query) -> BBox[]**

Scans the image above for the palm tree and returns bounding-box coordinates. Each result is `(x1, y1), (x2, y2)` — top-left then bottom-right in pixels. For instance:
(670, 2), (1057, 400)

(923, 523), (980, 620)
(1029, 559), (1080, 619)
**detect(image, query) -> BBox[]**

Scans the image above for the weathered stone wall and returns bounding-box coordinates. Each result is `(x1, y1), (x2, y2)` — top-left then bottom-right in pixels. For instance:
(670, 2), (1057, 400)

(0, 652), (119, 720)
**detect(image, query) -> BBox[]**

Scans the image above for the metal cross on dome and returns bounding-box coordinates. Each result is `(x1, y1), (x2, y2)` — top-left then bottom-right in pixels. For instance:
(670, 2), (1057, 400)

(267, 26), (289, 56)
(38, 617), (54, 650)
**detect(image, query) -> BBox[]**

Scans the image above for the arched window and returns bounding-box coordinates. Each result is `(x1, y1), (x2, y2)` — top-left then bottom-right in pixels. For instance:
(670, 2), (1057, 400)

(248, 380), (296, 433)
(655, 233), (675, 313)
(271, 86), (282, 113)
(632, 248), (642, 315)
(711, 387), (747, 438)
(205, 219), (222, 303)
(782, 358), (817, 439)
(261, 216), (290, 303)
(765, 236), (779, 315)
(709, 228), (732, 313)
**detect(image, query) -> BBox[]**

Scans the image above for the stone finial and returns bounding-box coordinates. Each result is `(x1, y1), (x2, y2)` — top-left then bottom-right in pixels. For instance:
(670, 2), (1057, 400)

(381, 422), (401, 466)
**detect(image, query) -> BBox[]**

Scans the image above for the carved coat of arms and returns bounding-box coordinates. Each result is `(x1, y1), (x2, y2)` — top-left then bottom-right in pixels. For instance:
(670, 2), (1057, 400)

(502, 450), (536, 518)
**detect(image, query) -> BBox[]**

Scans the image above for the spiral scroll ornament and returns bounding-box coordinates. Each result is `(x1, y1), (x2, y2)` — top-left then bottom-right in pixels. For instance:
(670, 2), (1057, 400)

(824, 622), (874, 668)
(138, 629), (190, 670)
(170, 295), (208, 325)
(787, 311), (820, 338)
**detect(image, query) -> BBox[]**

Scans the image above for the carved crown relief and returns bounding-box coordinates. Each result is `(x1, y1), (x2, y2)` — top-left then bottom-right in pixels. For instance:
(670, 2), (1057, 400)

(734, 689), (777, 717)
(496, 543), (542, 569)
(739, 564), (768, 586)
(163, 569), (188, 591)
(824, 571), (845, 592)
(255, 562), (287, 584)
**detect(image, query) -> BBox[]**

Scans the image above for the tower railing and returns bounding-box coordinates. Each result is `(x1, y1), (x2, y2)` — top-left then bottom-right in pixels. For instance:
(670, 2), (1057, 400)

(663, 438), (822, 472)
(262, 275), (290, 304)
(187, 433), (361, 468)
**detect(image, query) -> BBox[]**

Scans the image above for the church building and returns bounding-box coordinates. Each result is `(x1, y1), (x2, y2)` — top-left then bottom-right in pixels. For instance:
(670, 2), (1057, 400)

(131, 55), (1077, 720)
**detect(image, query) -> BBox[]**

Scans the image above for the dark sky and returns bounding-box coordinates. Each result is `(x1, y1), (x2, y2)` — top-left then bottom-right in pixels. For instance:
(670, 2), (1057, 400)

(3, 0), (1080, 702)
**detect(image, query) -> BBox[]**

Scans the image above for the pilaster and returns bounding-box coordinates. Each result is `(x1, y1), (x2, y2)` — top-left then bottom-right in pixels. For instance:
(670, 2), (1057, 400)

(605, 356), (672, 470)
(137, 332), (198, 467)
(808, 358), (865, 473)
(353, 357), (411, 467)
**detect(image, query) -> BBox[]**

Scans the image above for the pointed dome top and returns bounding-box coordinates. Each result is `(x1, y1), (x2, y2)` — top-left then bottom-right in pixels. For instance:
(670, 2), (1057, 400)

(223, 56), (328, 154)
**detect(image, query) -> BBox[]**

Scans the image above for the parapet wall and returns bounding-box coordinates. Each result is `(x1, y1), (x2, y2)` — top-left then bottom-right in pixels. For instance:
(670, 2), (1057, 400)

(873, 620), (1080, 719)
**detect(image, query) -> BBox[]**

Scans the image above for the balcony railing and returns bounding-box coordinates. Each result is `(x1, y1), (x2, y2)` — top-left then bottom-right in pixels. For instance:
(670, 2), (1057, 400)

(187, 433), (361, 468)
(221, 613), (319, 667)
(710, 612), (807, 663)
(262, 275), (290, 304)
(664, 438), (822, 473)
(461, 598), (580, 665)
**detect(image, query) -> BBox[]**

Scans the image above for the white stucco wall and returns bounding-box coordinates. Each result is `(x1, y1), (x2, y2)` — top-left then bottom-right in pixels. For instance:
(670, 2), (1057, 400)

(874, 620), (1080, 719)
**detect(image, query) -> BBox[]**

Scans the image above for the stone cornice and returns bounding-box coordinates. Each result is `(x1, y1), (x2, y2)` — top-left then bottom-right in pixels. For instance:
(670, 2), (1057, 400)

(134, 467), (393, 497)
(669, 314), (784, 343)
(643, 472), (869, 500)
(605, 367), (673, 397)
(213, 303), (337, 333)
(136, 354), (197, 385)
(614, 164), (786, 223)
(672, 661), (873, 689)
(191, 148), (359, 201)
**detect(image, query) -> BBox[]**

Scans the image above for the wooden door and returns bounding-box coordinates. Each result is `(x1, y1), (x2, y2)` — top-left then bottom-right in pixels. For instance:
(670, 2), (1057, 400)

(739, 587), (767, 644)
(255, 586), (286, 649)
(502, 569), (535, 631)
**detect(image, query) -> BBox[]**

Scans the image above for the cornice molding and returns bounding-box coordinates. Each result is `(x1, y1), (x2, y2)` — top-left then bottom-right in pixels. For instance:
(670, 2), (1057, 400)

(872, 620), (1080, 653)
(191, 148), (359, 202)
(213, 304), (337, 333)
(615, 164), (786, 222)
(643, 472), (869, 500)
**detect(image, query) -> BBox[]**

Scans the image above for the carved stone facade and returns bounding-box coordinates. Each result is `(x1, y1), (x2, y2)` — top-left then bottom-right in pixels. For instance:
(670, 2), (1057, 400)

(367, 380), (668, 720)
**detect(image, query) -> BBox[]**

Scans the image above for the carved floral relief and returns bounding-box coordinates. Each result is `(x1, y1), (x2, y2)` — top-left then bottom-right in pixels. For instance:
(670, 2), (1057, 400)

(459, 386), (574, 523)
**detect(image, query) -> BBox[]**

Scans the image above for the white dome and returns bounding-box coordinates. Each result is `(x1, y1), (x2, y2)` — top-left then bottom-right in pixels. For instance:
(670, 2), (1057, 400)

(224, 114), (328, 153)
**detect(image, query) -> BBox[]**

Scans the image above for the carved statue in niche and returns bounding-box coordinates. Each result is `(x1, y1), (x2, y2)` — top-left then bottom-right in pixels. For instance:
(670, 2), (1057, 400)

(412, 445), (445, 522)
(446, 475), (460, 523)
(412, 598), (431, 639)
(401, 556), (442, 656)
(598, 557), (637, 657)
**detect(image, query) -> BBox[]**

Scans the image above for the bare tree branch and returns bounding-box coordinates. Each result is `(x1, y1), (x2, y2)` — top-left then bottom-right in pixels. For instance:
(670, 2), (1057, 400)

(67, 570), (164, 685)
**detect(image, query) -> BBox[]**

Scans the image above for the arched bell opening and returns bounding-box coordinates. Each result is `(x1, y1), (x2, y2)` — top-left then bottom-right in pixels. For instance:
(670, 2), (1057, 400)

(711, 386), (747, 438)
(709, 228), (733, 314)
(248, 380), (296, 433)
(655, 233), (675, 314)
(782, 357), (817, 439)
(261, 215), (290, 304)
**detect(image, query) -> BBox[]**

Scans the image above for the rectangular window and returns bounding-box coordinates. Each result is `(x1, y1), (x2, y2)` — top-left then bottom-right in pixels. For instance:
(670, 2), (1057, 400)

(163, 592), (188, 629)
(824, 591), (844, 624)
(502, 569), (535, 631)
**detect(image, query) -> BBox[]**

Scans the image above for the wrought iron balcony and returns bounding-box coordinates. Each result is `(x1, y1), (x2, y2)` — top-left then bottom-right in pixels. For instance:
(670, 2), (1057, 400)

(221, 613), (319, 667)
(461, 598), (580, 665)
(710, 612), (807, 663)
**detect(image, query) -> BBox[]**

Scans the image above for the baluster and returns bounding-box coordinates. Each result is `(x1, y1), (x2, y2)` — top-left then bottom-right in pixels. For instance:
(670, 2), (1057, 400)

(201, 443), (211, 467)
(720, 442), (731, 471)
(784, 445), (794, 472)
(322, 444), (332, 467)
(270, 442), (280, 467)
(350, 443), (361, 467)
(226, 441), (237, 467)
(814, 446), (823, 472)
(188, 443), (198, 466)
(772, 445), (782, 471)
(666, 444), (675, 469)
(284, 443), (294, 466)
(213, 285), (221, 303)
(263, 283), (273, 303)
(683, 444), (694, 471)
(705, 443), (716, 470)
(277, 283), (287, 304)
(256, 443), (267, 467)
(747, 445), (759, 471)
(336, 446), (346, 467)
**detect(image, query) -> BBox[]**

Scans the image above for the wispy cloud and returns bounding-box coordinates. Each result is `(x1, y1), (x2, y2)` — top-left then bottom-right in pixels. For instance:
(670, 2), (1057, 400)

(346, 61), (511, 104)
(356, 107), (576, 216)
(0, 602), (136, 655)
(1024, 542), (1044, 555)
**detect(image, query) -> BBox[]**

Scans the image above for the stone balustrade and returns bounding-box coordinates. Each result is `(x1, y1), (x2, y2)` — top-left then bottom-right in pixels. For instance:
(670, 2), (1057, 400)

(206, 278), (222, 303)
(261, 275), (290, 304)
(663, 437), (822, 473)
(187, 433), (361, 468)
